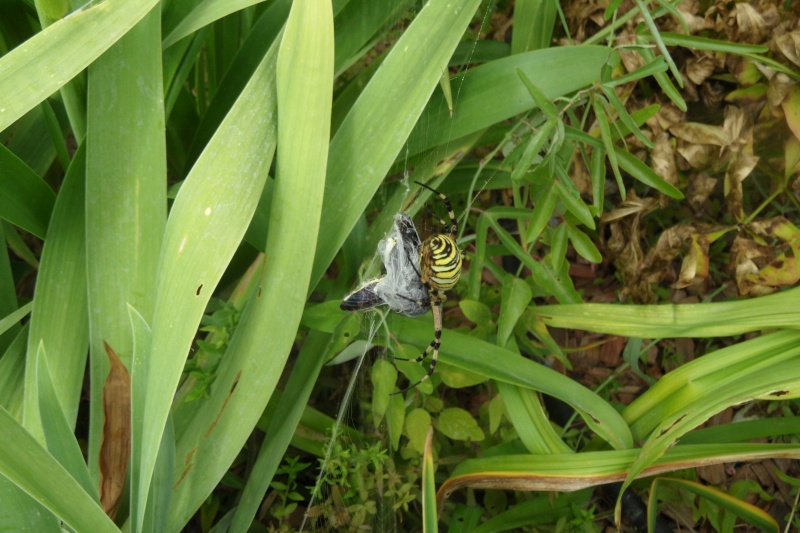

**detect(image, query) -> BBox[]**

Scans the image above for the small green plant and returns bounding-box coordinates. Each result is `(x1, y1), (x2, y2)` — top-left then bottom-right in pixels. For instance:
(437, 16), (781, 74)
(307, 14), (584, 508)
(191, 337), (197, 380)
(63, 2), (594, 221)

(269, 456), (311, 525)
(308, 436), (397, 529)
(180, 299), (240, 401)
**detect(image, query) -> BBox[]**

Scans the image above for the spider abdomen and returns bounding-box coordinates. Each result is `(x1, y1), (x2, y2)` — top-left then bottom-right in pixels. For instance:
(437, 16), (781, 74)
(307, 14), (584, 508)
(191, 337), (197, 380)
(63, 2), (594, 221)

(421, 234), (462, 291)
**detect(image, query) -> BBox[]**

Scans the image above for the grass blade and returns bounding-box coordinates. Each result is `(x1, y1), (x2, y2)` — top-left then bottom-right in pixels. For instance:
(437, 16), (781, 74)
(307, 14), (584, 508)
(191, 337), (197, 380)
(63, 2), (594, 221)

(0, 0), (160, 131)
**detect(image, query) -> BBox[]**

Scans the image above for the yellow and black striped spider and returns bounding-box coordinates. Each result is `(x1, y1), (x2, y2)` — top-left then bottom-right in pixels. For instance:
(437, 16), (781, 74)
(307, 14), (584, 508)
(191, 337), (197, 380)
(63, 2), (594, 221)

(394, 181), (464, 393)
(340, 181), (464, 393)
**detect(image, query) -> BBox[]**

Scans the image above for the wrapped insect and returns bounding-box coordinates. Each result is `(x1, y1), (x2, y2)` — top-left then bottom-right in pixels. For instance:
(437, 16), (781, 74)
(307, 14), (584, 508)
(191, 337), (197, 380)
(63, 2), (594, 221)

(340, 213), (429, 317)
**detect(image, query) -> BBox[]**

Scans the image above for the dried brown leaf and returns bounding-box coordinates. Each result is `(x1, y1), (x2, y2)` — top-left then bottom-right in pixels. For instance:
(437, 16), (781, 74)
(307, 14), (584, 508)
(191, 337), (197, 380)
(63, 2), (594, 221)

(735, 3), (768, 43)
(99, 342), (131, 520)
(651, 133), (678, 208)
(724, 151), (760, 221)
(677, 142), (715, 169)
(670, 122), (730, 147)
(733, 218), (800, 295)
(686, 55), (716, 85)
(674, 233), (710, 289)
(775, 29), (800, 67)
(686, 172), (718, 210)
(780, 84), (800, 143)
(767, 73), (794, 108)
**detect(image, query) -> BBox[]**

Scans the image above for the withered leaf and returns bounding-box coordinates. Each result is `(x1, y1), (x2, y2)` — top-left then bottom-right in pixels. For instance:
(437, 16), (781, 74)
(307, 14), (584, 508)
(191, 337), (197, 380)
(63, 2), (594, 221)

(670, 122), (731, 147)
(733, 218), (800, 295)
(780, 85), (800, 144)
(99, 341), (131, 520)
(775, 30), (800, 68)
(724, 151), (759, 221)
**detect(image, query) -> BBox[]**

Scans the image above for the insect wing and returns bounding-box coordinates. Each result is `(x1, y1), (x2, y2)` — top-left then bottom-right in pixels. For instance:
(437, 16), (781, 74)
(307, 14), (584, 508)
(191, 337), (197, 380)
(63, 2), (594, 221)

(340, 278), (385, 311)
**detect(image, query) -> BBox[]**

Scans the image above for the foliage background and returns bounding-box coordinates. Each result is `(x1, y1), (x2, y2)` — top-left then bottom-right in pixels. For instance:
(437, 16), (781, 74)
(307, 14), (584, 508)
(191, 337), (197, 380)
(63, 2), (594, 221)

(0, 0), (799, 531)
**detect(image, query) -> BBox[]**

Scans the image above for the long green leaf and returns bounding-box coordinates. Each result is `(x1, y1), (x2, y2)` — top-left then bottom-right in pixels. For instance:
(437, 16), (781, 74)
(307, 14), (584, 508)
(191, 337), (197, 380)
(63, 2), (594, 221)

(531, 286), (800, 338)
(0, 0), (160, 132)
(437, 443), (800, 503)
(35, 344), (96, 502)
(649, 478), (778, 533)
(0, 325), (27, 416)
(85, 9), (165, 487)
(405, 46), (612, 157)
(0, 407), (117, 532)
(23, 146), (87, 442)
(0, 144), (54, 238)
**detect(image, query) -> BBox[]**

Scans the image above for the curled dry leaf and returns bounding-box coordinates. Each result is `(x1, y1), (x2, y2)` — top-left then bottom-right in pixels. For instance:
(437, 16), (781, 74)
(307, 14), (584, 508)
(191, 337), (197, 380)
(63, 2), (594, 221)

(767, 73), (795, 108)
(599, 193), (659, 303)
(670, 121), (731, 147)
(99, 342), (131, 520)
(686, 54), (716, 85)
(651, 133), (678, 208)
(774, 29), (800, 67)
(735, 3), (769, 43)
(686, 172), (718, 211)
(724, 151), (760, 221)
(780, 85), (800, 143)
(732, 217), (800, 296)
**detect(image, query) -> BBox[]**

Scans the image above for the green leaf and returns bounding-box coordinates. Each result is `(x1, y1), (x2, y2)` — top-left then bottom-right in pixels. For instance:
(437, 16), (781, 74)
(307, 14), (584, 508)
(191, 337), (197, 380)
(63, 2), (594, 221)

(592, 94), (624, 196)
(656, 32), (769, 55)
(0, 145), (54, 238)
(532, 286), (800, 339)
(406, 408), (433, 454)
(554, 164), (596, 229)
(549, 222), (568, 273)
(649, 478), (779, 533)
(163, 0), (264, 48)
(439, 443), (800, 500)
(511, 0), (557, 53)
(0, 407), (117, 532)
(372, 358), (397, 425)
(525, 180), (557, 244)
(229, 330), (332, 532)
(497, 382), (573, 454)
(566, 223), (602, 264)
(35, 344), (96, 501)
(471, 207), (582, 304)
(405, 46), (612, 157)
(23, 146), (87, 443)
(497, 275), (533, 347)
(564, 126), (684, 199)
(0, 0), (161, 132)
(86, 9), (165, 487)
(459, 298), (493, 325)
(635, 0), (681, 86)
(637, 44), (686, 111)
(387, 392), (405, 451)
(422, 426), (438, 532)
(438, 407), (485, 442)
(600, 84), (654, 148)
(386, 313), (632, 450)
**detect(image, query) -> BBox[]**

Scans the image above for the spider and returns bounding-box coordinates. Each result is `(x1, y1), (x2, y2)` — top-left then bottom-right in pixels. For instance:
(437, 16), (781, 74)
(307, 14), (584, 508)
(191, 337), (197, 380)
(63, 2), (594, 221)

(340, 181), (464, 394)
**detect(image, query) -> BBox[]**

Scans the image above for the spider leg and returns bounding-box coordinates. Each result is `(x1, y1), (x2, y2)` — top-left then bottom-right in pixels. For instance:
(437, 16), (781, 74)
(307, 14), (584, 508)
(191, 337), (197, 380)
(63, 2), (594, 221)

(415, 180), (458, 236)
(391, 301), (442, 394)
